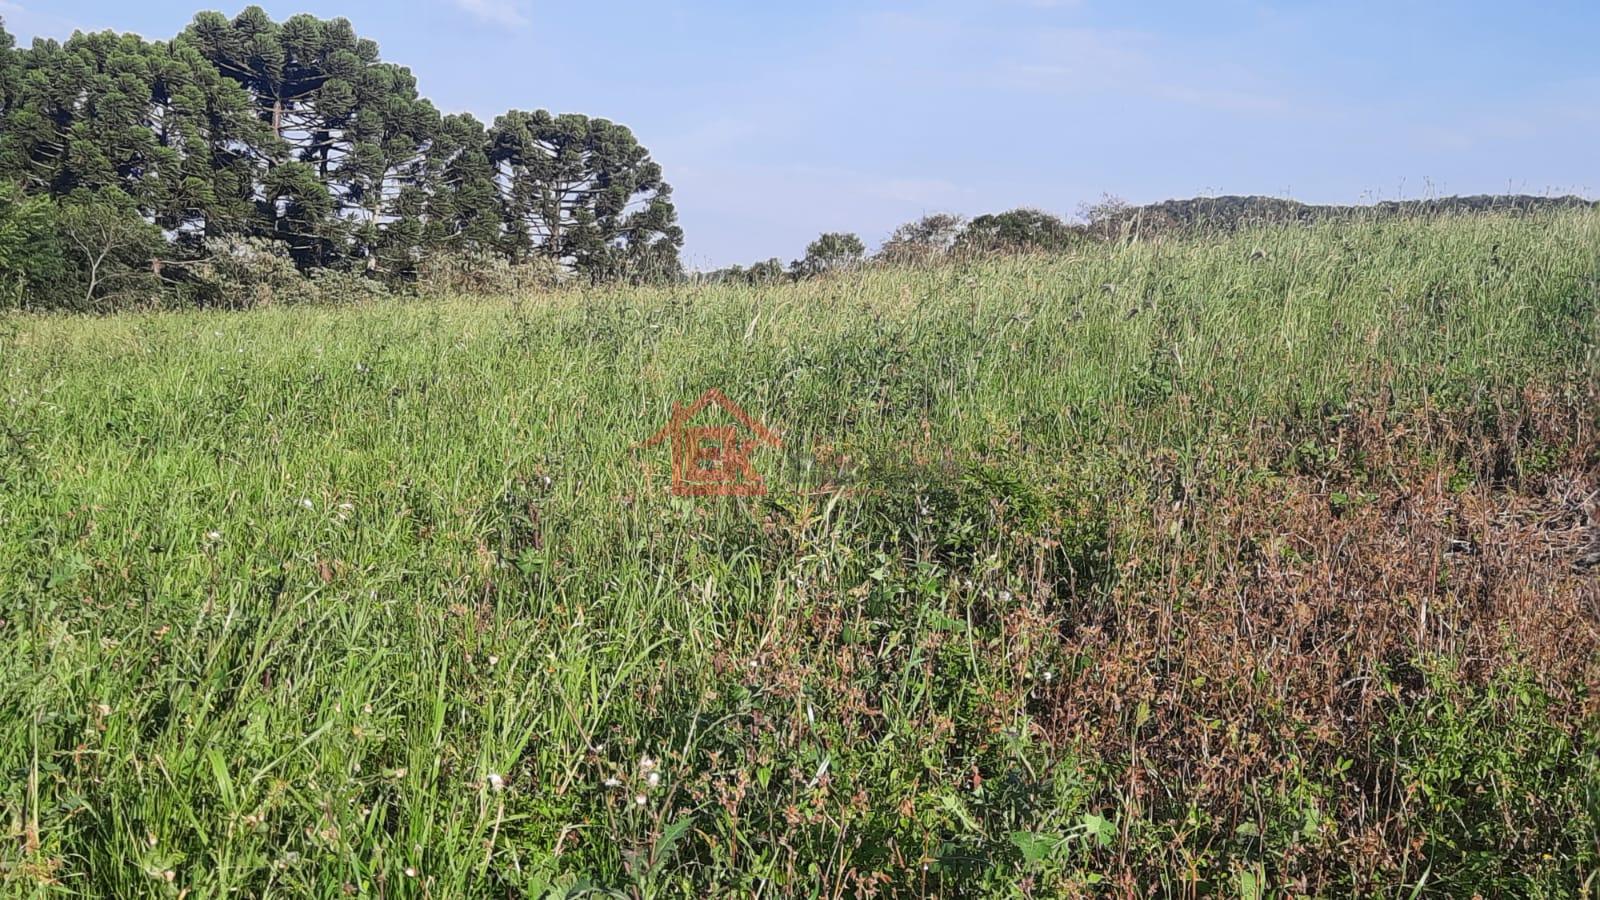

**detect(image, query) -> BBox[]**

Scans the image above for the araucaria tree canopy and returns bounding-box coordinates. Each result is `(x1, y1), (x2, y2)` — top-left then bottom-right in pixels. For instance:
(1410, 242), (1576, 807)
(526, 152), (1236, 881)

(0, 6), (683, 307)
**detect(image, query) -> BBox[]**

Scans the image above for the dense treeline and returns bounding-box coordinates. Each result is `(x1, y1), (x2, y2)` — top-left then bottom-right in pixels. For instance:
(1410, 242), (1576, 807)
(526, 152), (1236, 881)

(0, 7), (682, 309)
(1129, 193), (1600, 232)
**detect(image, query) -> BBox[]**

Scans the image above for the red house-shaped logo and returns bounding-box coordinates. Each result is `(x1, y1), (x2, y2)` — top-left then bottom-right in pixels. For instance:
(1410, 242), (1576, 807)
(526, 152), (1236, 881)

(640, 389), (782, 496)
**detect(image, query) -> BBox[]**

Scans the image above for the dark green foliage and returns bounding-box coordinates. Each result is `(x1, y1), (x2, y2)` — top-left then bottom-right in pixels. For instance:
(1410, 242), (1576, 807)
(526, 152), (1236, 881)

(180, 8), (441, 271)
(857, 457), (1108, 598)
(54, 189), (164, 310)
(792, 231), (865, 277)
(156, 42), (266, 241)
(1378, 666), (1600, 895)
(0, 18), (18, 116)
(0, 180), (163, 310)
(488, 109), (682, 281)
(0, 8), (682, 307)
(955, 208), (1083, 253)
(0, 182), (70, 307)
(0, 28), (262, 248)
(422, 113), (502, 254)
(2, 32), (166, 201)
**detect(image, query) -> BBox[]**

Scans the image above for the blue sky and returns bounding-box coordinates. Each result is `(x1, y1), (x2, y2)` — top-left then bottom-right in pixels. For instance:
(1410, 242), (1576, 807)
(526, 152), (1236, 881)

(6, 0), (1596, 268)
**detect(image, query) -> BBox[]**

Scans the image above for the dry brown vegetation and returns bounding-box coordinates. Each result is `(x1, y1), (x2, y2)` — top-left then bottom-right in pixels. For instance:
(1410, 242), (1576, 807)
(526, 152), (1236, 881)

(1036, 384), (1600, 893)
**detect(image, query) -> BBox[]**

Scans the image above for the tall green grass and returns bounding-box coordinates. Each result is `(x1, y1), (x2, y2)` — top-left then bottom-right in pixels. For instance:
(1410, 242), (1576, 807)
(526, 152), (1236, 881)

(1, 212), (1597, 896)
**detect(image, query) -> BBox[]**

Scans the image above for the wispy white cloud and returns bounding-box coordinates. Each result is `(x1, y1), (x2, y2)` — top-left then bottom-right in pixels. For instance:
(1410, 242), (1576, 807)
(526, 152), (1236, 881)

(1155, 83), (1287, 114)
(999, 27), (1290, 114)
(451, 0), (530, 29)
(0, 0), (82, 40)
(1406, 76), (1600, 154)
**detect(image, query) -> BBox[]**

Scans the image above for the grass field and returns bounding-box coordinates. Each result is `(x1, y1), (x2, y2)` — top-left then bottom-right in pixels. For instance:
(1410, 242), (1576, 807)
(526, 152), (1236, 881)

(3, 212), (1599, 897)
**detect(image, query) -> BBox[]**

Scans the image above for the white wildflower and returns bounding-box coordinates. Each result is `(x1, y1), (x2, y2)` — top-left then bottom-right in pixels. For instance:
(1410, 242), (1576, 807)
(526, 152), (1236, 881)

(300, 497), (314, 510)
(646, 771), (660, 788)
(487, 773), (505, 792)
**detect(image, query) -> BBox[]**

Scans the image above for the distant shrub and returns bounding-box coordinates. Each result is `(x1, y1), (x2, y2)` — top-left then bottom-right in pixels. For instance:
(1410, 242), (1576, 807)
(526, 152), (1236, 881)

(308, 267), (392, 305)
(745, 257), (787, 284)
(188, 236), (305, 309)
(700, 264), (742, 284)
(612, 238), (687, 285)
(792, 231), (865, 278)
(956, 208), (1085, 254)
(703, 257), (788, 285)
(877, 213), (964, 264)
(187, 236), (391, 307)
(1077, 193), (1134, 241)
(416, 248), (559, 295)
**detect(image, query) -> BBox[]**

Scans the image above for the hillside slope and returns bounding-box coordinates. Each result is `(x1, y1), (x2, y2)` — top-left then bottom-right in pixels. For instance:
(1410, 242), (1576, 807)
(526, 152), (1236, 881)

(2, 211), (1598, 896)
